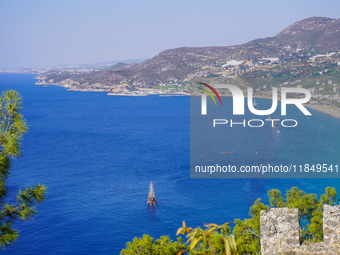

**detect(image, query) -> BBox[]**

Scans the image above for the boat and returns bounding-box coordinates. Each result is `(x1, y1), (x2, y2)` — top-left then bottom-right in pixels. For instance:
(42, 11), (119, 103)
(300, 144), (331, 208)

(147, 181), (156, 204)
(220, 152), (234, 155)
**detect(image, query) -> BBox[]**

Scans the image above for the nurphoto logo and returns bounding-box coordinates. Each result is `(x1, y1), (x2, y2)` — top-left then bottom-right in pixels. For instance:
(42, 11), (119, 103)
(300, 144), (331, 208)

(199, 83), (312, 128)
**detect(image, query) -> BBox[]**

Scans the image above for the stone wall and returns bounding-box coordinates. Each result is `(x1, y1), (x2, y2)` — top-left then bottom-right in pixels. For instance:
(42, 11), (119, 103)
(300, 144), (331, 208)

(260, 205), (340, 255)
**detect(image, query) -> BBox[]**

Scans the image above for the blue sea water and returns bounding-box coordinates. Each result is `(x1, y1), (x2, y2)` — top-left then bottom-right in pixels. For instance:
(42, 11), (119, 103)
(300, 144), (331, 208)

(190, 94), (340, 178)
(0, 73), (339, 254)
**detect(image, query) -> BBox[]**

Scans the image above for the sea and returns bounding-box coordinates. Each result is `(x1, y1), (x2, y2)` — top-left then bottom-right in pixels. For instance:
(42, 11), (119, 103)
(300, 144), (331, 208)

(0, 73), (339, 254)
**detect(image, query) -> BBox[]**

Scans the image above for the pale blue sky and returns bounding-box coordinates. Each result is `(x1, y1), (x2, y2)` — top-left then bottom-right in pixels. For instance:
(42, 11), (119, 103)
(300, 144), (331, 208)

(0, 0), (339, 69)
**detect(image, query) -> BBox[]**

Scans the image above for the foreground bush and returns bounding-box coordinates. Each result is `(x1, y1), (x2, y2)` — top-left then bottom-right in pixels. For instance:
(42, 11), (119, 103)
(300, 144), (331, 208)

(120, 234), (187, 255)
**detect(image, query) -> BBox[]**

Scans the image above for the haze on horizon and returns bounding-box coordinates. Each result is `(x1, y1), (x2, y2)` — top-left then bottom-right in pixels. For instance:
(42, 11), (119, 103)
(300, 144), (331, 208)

(0, 0), (339, 69)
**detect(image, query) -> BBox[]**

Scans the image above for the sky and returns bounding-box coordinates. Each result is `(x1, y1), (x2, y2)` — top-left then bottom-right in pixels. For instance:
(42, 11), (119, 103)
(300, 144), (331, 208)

(0, 0), (339, 69)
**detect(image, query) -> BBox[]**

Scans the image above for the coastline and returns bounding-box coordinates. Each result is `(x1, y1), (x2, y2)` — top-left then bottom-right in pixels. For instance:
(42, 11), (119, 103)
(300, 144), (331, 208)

(305, 104), (340, 119)
(254, 96), (340, 119)
(35, 81), (340, 119)
(249, 94), (340, 120)
(35, 81), (190, 97)
(252, 94), (340, 119)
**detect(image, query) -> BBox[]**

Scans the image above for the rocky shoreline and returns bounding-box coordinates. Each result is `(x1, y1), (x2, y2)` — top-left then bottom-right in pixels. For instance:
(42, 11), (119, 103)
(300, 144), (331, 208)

(35, 81), (340, 119)
(35, 80), (190, 96)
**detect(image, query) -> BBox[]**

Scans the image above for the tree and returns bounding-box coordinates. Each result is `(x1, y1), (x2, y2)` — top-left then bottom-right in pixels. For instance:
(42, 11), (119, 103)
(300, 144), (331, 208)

(0, 90), (47, 248)
(233, 186), (337, 253)
(233, 199), (268, 254)
(267, 189), (286, 208)
(120, 234), (187, 255)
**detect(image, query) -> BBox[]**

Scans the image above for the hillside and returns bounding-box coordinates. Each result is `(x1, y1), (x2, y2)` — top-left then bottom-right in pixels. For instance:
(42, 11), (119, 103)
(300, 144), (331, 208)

(37, 17), (340, 108)
(122, 17), (340, 85)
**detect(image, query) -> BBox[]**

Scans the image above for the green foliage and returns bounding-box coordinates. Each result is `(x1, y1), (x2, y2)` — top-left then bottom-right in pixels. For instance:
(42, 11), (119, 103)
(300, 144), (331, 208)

(320, 187), (337, 206)
(268, 189), (286, 208)
(0, 90), (47, 249)
(233, 199), (268, 254)
(233, 186), (337, 253)
(286, 187), (319, 220)
(0, 90), (27, 158)
(176, 221), (239, 255)
(120, 234), (187, 255)
(122, 186), (337, 254)
(301, 187), (337, 242)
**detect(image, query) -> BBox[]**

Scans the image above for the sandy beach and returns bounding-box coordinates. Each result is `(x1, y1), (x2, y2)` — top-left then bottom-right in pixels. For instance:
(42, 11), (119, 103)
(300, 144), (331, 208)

(306, 104), (340, 119)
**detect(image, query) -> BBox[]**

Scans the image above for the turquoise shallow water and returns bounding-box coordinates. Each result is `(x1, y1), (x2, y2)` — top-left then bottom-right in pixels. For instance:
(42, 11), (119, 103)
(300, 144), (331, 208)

(0, 74), (339, 254)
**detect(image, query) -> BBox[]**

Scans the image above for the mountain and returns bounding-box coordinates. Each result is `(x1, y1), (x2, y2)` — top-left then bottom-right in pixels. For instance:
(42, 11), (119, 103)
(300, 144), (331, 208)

(37, 17), (340, 89)
(125, 17), (339, 85)
(274, 17), (340, 51)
